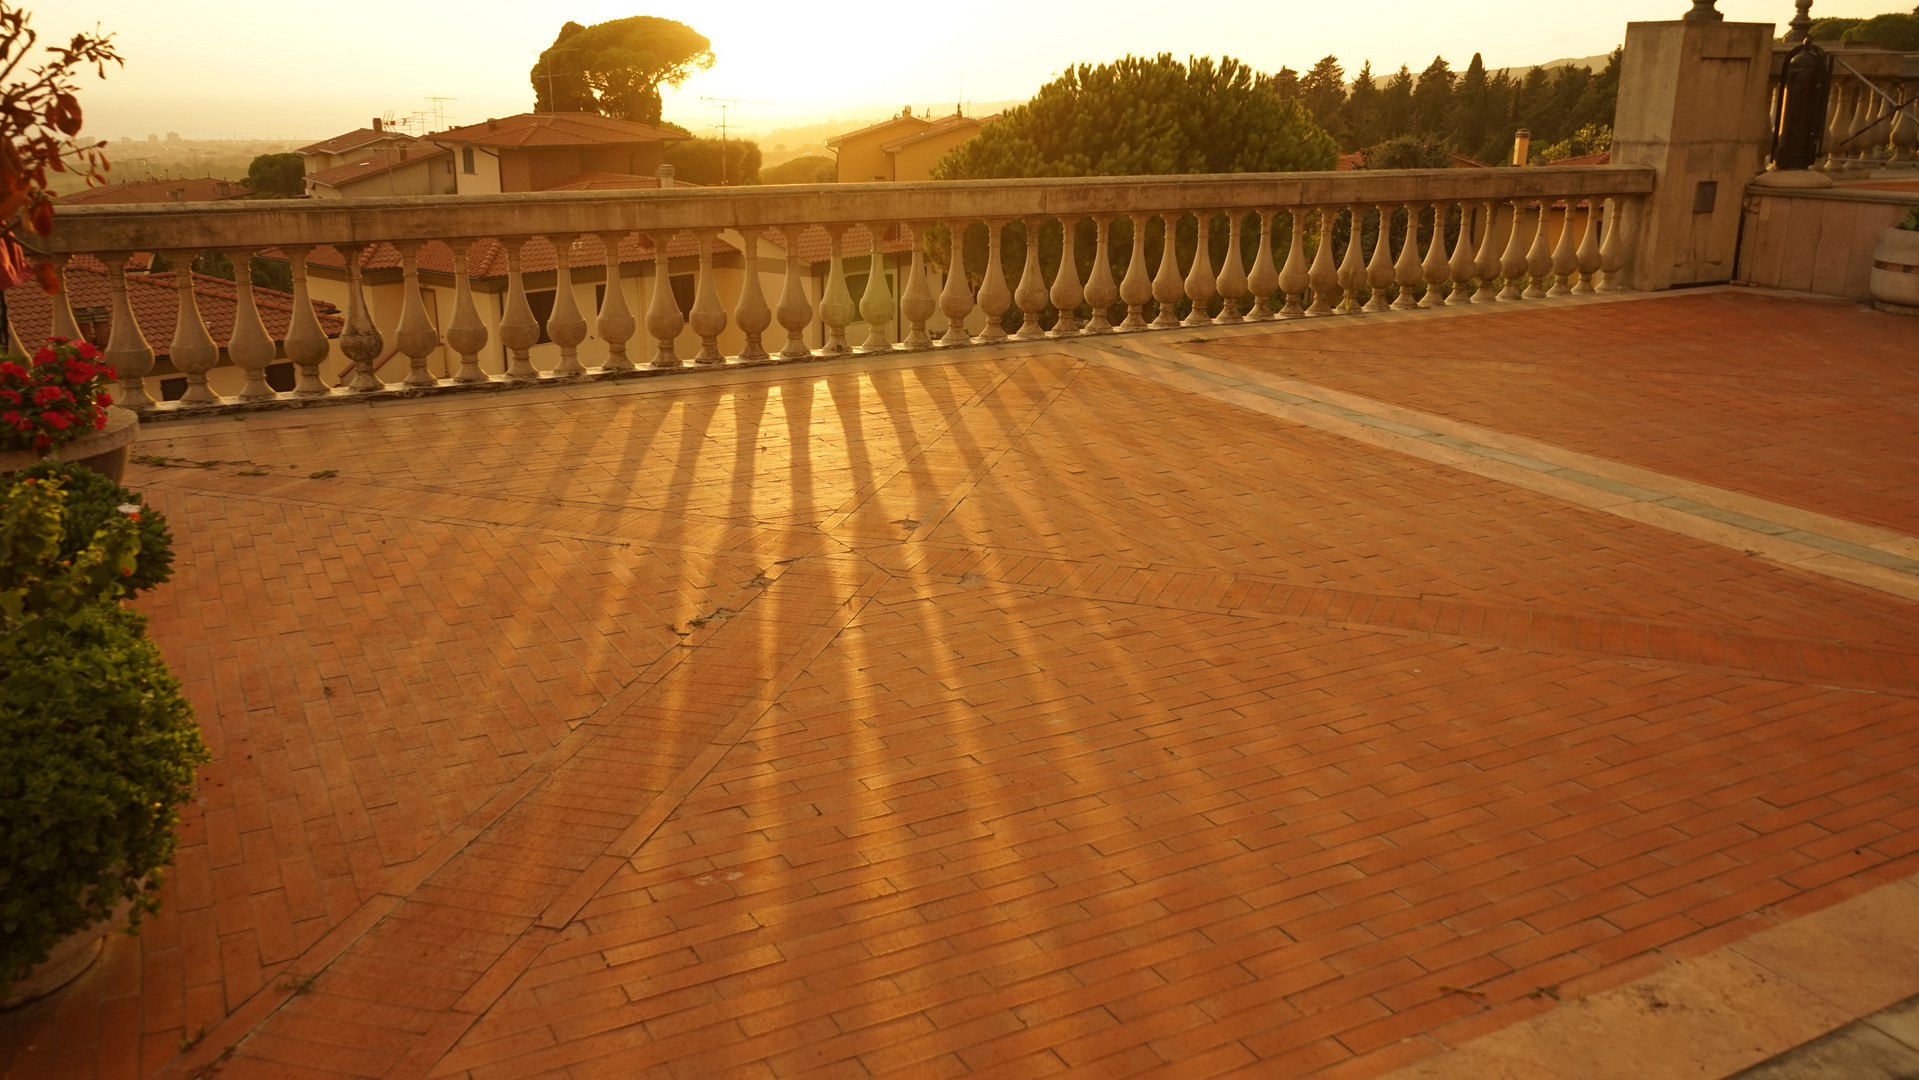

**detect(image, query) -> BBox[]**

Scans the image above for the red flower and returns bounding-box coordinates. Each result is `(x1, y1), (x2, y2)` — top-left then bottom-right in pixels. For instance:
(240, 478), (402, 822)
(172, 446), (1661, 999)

(0, 362), (24, 379)
(44, 410), (71, 429)
(0, 389), (17, 405)
(93, 412), (107, 429)
(76, 342), (99, 360)
(93, 391), (112, 407)
(32, 385), (68, 405)
(31, 346), (54, 365)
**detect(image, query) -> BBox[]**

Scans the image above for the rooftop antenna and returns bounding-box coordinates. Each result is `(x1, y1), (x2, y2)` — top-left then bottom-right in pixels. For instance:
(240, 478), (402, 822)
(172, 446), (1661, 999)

(537, 48), (581, 114)
(700, 96), (771, 185)
(426, 96), (459, 132)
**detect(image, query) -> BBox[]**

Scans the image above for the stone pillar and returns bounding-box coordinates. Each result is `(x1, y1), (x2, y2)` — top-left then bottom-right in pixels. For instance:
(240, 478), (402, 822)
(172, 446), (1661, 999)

(1612, 19), (1773, 289)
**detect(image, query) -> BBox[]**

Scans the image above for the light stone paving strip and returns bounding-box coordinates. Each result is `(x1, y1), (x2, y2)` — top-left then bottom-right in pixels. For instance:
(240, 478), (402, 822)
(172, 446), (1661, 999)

(1070, 337), (1919, 604)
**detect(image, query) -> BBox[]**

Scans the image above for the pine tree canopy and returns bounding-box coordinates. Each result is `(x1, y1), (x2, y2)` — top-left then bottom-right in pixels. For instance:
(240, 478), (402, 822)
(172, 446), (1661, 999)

(530, 17), (714, 126)
(933, 54), (1340, 180)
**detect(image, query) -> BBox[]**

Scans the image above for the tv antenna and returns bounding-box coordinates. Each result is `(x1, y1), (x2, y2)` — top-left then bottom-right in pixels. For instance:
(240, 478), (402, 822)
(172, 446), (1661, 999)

(700, 96), (771, 185)
(425, 96), (459, 132)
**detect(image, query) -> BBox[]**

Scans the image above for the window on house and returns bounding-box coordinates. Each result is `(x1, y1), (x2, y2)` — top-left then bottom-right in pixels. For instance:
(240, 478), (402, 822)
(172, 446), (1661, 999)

(528, 290), (555, 345)
(462, 147), (475, 174)
(444, 161), (454, 174)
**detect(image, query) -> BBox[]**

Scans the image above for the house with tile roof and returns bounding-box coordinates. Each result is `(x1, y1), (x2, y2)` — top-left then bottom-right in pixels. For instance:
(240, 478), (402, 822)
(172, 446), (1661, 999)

(58, 177), (251, 205)
(825, 108), (992, 183)
(429, 112), (687, 195)
(305, 144), (455, 199)
(297, 120), (418, 171)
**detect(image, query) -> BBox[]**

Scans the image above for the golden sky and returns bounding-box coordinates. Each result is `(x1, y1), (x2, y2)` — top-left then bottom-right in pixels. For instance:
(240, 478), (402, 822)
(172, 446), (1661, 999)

(29, 0), (1893, 141)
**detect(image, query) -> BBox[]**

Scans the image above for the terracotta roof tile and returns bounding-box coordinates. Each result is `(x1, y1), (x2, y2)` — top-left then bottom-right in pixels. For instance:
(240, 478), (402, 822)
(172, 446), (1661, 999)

(432, 112), (685, 149)
(824, 114), (929, 148)
(762, 223), (919, 265)
(58, 177), (251, 205)
(543, 171), (702, 191)
(306, 146), (453, 189)
(10, 259), (343, 361)
(1549, 150), (1613, 166)
(879, 114), (988, 153)
(297, 128), (418, 156)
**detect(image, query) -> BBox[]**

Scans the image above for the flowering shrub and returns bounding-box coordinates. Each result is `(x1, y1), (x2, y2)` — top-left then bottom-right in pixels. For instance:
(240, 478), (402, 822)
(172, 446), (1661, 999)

(0, 338), (115, 454)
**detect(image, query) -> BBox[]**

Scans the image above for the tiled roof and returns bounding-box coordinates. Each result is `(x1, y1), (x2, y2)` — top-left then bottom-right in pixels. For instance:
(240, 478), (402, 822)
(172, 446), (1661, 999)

(9, 258), (343, 361)
(58, 177), (251, 205)
(431, 113), (685, 149)
(283, 232), (737, 280)
(306, 146), (452, 189)
(879, 114), (989, 153)
(1549, 150), (1613, 166)
(297, 128), (416, 156)
(823, 114), (929, 149)
(761, 223), (919, 265)
(543, 171), (702, 191)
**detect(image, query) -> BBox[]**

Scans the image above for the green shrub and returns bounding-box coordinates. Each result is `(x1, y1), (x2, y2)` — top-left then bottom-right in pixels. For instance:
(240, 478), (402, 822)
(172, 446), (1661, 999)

(1842, 12), (1919, 49)
(15, 462), (173, 595)
(0, 473), (204, 998)
(0, 603), (204, 996)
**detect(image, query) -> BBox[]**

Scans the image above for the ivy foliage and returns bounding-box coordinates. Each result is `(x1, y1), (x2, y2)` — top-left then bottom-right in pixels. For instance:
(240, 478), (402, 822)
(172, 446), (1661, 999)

(0, 473), (203, 999)
(933, 54), (1340, 180)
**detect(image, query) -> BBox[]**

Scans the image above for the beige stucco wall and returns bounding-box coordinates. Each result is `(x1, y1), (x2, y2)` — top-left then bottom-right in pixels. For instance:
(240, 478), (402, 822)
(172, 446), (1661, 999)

(832, 119), (927, 183)
(444, 145), (504, 196)
(890, 126), (980, 182)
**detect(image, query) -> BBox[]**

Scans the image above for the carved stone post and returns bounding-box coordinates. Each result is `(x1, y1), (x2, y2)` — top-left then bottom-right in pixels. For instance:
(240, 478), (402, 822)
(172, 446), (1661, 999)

(1247, 210), (1279, 319)
(1548, 201), (1581, 296)
(1011, 218), (1049, 339)
(689, 228), (729, 362)
(393, 240), (440, 387)
(1364, 205), (1395, 312)
(335, 244), (384, 392)
(1306, 208), (1341, 315)
(546, 234), (589, 374)
(1419, 204), (1452, 309)
(497, 237), (541, 377)
(1214, 211), (1246, 323)
(1336, 206), (1367, 314)
(47, 253), (78, 342)
(595, 233), (636, 372)
(898, 223), (935, 350)
(1498, 200), (1530, 300)
(776, 228), (815, 357)
(818, 224), (856, 354)
(858, 223), (895, 352)
(1472, 202), (1502, 302)
(1277, 209), (1309, 318)
(101, 252), (156, 408)
(1118, 213), (1153, 330)
(224, 249), (276, 400)
(281, 246), (329, 395)
(975, 220), (1012, 341)
(1572, 202), (1602, 294)
(1523, 202), (1554, 298)
(446, 239), (490, 382)
(735, 226), (773, 360)
(1391, 206), (1423, 311)
(936, 221), (974, 346)
(1049, 217), (1085, 335)
(1447, 205), (1477, 304)
(645, 231), (686, 366)
(1083, 215), (1118, 332)
(1150, 213), (1183, 328)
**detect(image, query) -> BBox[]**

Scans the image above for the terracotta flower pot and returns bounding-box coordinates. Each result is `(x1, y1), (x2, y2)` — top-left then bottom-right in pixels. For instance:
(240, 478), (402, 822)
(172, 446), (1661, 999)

(0, 405), (139, 482)
(1, 901), (128, 1009)
(1870, 226), (1919, 316)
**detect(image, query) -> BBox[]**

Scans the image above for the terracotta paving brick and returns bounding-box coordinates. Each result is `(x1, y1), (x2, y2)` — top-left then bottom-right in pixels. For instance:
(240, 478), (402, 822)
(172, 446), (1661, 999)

(4, 293), (1916, 1080)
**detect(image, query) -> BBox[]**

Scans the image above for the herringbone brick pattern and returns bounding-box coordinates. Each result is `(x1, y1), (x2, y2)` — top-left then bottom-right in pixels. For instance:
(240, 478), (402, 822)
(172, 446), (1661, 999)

(3, 293), (1915, 1080)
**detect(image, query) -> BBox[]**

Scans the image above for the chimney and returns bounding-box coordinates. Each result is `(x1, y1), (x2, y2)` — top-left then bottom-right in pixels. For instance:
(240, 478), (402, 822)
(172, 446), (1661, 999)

(656, 163), (675, 189)
(1512, 128), (1532, 167)
(372, 117), (383, 133)
(487, 118), (499, 131)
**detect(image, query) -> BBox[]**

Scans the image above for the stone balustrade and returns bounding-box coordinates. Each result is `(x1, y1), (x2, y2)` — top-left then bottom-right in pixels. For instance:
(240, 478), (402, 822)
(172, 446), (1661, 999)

(29, 166), (1653, 414)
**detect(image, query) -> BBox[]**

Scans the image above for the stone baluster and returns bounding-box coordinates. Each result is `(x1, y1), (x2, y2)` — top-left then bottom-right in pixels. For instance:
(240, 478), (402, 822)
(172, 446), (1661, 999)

(1364, 205), (1396, 313)
(1276, 209), (1309, 317)
(1498, 201), (1530, 300)
(334, 244), (383, 391)
(734, 226), (773, 360)
(1182, 211), (1218, 326)
(1419, 204), (1451, 309)
(546, 234), (589, 375)
(1548, 201), (1580, 297)
(1335, 206), (1366, 314)
(1049, 217), (1085, 335)
(1597, 198), (1629, 293)
(1307, 208), (1341, 315)
(1012, 218), (1049, 339)
(1084, 215), (1118, 332)
(1214, 212), (1247, 323)
(498, 237), (541, 377)
(899, 223), (936, 350)
(280, 246), (329, 396)
(936, 221), (974, 346)
(1522, 202), (1553, 298)
(644, 231), (686, 367)
(1118, 213), (1153, 330)
(221, 249), (276, 401)
(1390, 206), (1423, 311)
(776, 228), (816, 357)
(595, 233), (636, 372)
(100, 252), (156, 408)
(1472, 202), (1502, 302)
(1890, 85), (1918, 163)
(160, 250), (221, 404)
(688, 228), (729, 363)
(392, 240), (440, 387)
(1446, 205), (1477, 304)
(859, 223), (896, 352)
(1246, 210), (1280, 319)
(975, 220), (1013, 342)
(1150, 213), (1184, 328)
(817, 225), (856, 354)
(47, 253), (78, 341)
(1572, 201), (1603, 294)
(1847, 83), (1874, 168)
(446, 239), (491, 381)
(1821, 82), (1850, 170)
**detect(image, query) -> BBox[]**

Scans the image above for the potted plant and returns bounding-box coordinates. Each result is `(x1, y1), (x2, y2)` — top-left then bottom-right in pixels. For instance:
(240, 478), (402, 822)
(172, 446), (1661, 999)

(1870, 204), (1919, 316)
(0, 337), (136, 480)
(0, 464), (201, 1006)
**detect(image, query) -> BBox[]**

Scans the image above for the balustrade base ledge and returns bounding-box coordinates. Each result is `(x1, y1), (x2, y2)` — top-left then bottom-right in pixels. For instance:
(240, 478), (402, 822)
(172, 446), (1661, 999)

(126, 291), (1627, 423)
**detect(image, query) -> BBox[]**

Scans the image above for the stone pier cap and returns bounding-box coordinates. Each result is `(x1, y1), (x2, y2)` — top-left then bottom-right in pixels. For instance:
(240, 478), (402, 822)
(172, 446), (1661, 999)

(36, 166), (1656, 254)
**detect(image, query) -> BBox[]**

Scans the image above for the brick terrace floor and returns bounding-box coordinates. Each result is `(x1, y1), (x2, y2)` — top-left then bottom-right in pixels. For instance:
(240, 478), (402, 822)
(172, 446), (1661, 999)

(5, 289), (1918, 1079)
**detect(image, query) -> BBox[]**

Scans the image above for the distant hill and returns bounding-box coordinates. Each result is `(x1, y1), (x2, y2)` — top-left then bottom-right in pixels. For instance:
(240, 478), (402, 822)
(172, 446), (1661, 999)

(1493, 52), (1615, 78)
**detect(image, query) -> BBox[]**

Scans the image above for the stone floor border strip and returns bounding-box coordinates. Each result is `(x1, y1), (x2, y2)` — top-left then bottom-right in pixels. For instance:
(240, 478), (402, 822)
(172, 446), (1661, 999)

(1069, 340), (1919, 604)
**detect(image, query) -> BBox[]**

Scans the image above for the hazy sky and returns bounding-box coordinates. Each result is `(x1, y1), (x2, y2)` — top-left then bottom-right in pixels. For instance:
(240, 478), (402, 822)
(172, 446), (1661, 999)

(29, 0), (1895, 141)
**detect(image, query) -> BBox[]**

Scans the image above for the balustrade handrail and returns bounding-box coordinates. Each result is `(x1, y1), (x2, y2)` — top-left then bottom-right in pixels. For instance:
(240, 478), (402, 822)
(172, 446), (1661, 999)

(34, 166), (1655, 253)
(20, 165), (1658, 415)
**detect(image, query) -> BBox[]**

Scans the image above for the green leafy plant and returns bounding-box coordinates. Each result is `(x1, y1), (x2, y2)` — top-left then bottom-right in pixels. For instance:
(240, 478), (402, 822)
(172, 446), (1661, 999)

(15, 461), (173, 594)
(0, 338), (116, 453)
(0, 474), (204, 1000)
(1899, 204), (1919, 232)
